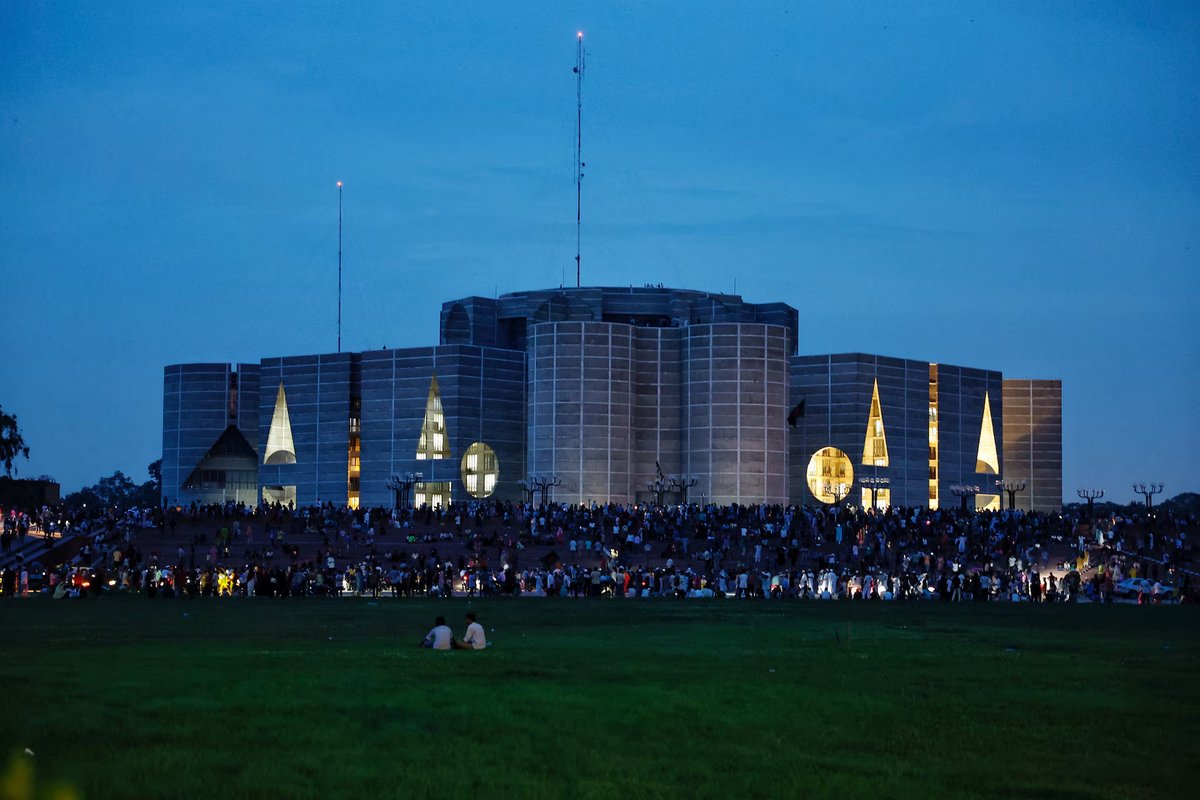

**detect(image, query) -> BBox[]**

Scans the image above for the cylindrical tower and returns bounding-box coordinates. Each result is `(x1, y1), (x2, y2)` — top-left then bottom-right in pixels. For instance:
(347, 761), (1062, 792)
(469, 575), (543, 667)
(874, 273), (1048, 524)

(526, 321), (634, 504)
(684, 323), (790, 505)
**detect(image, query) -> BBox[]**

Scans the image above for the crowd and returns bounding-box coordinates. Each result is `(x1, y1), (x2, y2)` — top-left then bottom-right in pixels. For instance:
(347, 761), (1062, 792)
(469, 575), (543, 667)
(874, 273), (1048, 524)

(3, 496), (1196, 604)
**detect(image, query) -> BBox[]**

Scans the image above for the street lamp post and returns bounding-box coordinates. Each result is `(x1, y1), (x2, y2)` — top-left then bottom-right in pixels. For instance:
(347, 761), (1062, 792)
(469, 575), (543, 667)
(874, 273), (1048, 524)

(523, 476), (544, 506)
(1076, 488), (1104, 521)
(861, 476), (889, 510)
(1132, 483), (1164, 511)
(523, 475), (562, 507)
(386, 471), (423, 512)
(668, 475), (698, 506)
(542, 475), (562, 506)
(997, 479), (1026, 511)
(544, 474), (561, 506)
(950, 484), (980, 513)
(647, 463), (671, 507)
(822, 481), (850, 508)
(647, 476), (669, 507)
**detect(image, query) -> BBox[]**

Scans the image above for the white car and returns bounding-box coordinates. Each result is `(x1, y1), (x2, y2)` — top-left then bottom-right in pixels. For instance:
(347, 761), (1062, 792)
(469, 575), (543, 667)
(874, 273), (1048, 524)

(1114, 578), (1175, 600)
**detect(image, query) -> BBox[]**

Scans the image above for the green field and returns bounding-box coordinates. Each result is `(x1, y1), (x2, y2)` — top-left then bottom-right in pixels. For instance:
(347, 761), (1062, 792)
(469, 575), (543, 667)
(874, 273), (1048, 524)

(0, 598), (1196, 800)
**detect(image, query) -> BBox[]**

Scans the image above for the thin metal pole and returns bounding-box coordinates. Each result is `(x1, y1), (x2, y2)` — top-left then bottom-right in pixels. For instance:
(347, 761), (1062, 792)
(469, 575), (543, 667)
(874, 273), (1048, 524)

(337, 180), (343, 353)
(575, 32), (584, 288)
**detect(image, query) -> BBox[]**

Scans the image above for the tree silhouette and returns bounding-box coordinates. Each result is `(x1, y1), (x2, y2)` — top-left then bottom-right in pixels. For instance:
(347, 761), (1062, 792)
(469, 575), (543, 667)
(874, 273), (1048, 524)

(0, 405), (30, 477)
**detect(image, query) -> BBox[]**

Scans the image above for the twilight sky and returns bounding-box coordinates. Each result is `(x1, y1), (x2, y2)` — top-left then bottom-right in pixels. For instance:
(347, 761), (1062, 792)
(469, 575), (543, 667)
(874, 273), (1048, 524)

(3, 1), (1198, 502)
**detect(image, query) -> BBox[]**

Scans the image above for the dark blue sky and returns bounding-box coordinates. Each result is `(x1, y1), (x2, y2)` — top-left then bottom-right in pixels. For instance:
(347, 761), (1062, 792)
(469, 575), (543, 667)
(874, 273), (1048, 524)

(3, 1), (1197, 502)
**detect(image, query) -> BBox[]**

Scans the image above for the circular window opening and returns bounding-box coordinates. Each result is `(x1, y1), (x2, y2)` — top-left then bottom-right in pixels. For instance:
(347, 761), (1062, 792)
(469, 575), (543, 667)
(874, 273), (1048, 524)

(461, 442), (499, 498)
(806, 447), (854, 504)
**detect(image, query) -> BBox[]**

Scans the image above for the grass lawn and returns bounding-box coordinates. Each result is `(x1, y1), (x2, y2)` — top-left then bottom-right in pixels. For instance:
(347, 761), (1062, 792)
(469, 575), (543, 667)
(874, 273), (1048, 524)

(0, 597), (1196, 800)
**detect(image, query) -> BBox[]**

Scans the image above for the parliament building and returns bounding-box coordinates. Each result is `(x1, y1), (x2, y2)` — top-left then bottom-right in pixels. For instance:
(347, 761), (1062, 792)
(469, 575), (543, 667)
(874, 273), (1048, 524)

(162, 286), (1062, 512)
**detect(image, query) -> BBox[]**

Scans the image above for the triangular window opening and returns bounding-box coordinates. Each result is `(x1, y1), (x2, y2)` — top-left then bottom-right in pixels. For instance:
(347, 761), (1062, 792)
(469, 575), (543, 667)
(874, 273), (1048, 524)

(264, 383), (297, 465)
(975, 391), (1000, 474)
(861, 379), (889, 467)
(416, 374), (451, 460)
(184, 425), (259, 490)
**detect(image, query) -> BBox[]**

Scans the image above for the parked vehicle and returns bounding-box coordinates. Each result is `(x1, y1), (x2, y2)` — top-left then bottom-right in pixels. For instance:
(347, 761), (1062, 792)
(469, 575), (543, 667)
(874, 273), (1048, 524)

(1114, 578), (1175, 601)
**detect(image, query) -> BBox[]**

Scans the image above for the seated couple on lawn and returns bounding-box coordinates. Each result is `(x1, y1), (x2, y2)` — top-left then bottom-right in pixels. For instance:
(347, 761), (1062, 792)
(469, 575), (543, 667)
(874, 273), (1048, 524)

(421, 613), (487, 650)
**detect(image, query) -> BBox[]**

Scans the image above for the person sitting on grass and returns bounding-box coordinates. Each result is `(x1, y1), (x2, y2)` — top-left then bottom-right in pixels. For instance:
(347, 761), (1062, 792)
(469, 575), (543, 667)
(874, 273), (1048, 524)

(455, 612), (487, 650)
(421, 616), (454, 650)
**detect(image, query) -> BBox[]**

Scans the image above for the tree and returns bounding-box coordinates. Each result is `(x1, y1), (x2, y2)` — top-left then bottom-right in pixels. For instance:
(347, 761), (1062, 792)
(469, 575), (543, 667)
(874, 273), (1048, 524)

(95, 471), (138, 507)
(64, 460), (163, 510)
(1, 406), (31, 477)
(132, 459), (162, 508)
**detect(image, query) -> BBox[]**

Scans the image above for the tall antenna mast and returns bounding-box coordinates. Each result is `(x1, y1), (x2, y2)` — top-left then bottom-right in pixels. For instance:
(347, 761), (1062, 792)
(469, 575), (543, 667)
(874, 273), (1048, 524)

(337, 180), (343, 353)
(573, 31), (585, 288)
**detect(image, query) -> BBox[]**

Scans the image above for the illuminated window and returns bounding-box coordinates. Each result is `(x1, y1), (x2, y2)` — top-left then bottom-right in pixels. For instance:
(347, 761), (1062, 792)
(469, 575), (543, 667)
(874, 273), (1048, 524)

(264, 383), (297, 465)
(460, 442), (499, 499)
(976, 493), (1000, 512)
(263, 485), (296, 506)
(806, 447), (854, 504)
(861, 379), (890, 467)
(928, 364), (939, 509)
(861, 488), (891, 511)
(183, 426), (258, 492)
(416, 375), (451, 460)
(975, 391), (999, 474)
(414, 481), (452, 509)
(347, 397), (361, 509)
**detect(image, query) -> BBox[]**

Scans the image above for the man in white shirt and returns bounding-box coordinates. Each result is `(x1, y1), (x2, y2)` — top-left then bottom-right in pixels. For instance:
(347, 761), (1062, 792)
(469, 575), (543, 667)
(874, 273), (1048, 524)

(460, 612), (487, 650)
(422, 616), (454, 650)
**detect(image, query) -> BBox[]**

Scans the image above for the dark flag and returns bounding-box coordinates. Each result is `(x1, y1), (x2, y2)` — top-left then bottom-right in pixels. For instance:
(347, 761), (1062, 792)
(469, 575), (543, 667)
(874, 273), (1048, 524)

(787, 399), (806, 427)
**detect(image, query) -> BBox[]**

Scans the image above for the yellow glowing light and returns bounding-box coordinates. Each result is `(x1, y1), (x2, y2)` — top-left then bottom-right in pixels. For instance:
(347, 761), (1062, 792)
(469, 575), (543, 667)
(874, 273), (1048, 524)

(975, 391), (999, 474)
(460, 441), (499, 499)
(264, 383), (297, 465)
(806, 447), (854, 504)
(861, 378), (890, 467)
(417, 374), (451, 460)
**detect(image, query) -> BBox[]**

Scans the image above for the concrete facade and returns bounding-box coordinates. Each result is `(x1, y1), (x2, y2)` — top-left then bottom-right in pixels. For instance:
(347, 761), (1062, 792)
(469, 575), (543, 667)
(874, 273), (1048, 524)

(788, 355), (1006, 510)
(162, 362), (260, 506)
(357, 345), (525, 508)
(527, 322), (636, 504)
(161, 286), (1062, 510)
(256, 353), (354, 506)
(789, 354), (931, 509)
(683, 324), (790, 505)
(1001, 379), (1064, 512)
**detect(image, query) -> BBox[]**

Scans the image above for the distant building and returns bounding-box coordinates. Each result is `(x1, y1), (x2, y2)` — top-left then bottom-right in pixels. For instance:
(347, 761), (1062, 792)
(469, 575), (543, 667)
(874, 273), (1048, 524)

(0, 477), (61, 510)
(162, 286), (1062, 511)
